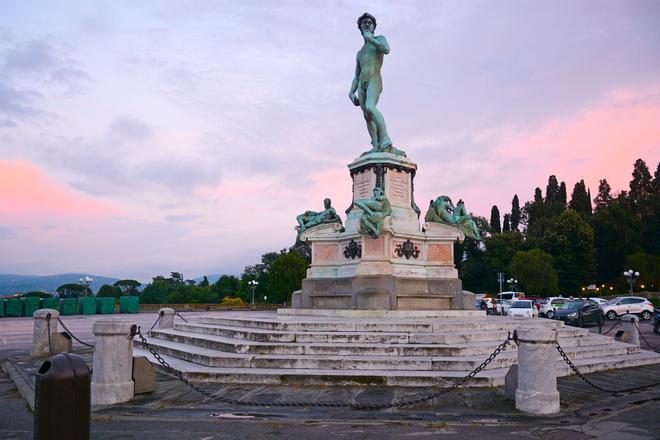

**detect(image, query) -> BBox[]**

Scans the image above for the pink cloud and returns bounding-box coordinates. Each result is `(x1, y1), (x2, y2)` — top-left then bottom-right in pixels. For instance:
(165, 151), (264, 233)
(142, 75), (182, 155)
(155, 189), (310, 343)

(0, 160), (121, 218)
(492, 87), (660, 206)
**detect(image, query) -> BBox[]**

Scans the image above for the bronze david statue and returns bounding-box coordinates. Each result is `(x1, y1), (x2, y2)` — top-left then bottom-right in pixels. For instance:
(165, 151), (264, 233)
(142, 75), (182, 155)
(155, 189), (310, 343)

(349, 13), (403, 155)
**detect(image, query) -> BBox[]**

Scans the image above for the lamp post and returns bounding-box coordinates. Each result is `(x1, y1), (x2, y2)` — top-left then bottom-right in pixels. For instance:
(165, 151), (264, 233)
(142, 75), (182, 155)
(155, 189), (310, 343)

(623, 269), (639, 295)
(248, 280), (259, 307)
(505, 278), (517, 316)
(79, 276), (93, 297)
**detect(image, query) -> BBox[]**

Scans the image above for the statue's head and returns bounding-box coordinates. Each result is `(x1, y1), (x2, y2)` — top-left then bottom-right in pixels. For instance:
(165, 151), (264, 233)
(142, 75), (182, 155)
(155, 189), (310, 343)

(323, 198), (331, 209)
(357, 13), (377, 33)
(372, 186), (383, 197)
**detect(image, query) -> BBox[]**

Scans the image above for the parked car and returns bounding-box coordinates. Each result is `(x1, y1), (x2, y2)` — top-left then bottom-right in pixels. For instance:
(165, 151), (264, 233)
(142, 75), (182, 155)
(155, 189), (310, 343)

(554, 300), (603, 328)
(539, 297), (571, 319)
(507, 300), (538, 318)
(654, 307), (660, 335)
(587, 297), (608, 306)
(496, 291), (525, 301)
(601, 296), (654, 320)
(492, 299), (512, 315)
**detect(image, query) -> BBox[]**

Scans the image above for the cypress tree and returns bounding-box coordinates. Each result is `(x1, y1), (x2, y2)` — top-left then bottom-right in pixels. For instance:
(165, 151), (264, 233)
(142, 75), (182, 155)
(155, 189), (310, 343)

(510, 194), (521, 231)
(569, 180), (592, 216)
(594, 179), (612, 211)
(490, 205), (501, 233)
(503, 214), (511, 232)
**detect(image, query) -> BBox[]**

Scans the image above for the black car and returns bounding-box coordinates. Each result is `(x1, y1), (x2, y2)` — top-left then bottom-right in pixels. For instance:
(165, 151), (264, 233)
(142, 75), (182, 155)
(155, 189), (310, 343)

(554, 300), (603, 328)
(654, 307), (660, 335)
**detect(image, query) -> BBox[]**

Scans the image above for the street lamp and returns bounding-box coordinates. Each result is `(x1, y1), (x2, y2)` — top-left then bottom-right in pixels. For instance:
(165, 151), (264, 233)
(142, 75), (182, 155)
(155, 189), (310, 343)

(623, 269), (639, 295)
(248, 280), (259, 306)
(79, 276), (93, 297)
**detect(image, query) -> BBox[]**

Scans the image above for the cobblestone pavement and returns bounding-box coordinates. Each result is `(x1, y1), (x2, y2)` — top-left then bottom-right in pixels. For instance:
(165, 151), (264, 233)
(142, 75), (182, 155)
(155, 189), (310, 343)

(1, 313), (660, 439)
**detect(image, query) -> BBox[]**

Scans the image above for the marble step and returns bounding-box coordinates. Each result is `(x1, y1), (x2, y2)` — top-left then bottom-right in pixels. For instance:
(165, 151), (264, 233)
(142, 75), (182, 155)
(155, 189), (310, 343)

(175, 321), (589, 345)
(147, 328), (616, 358)
(134, 347), (660, 388)
(196, 316), (561, 333)
(137, 337), (636, 371)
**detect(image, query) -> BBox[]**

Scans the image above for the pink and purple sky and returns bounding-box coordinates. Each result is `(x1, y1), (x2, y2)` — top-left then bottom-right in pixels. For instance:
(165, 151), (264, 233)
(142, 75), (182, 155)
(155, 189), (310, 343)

(1, 1), (659, 281)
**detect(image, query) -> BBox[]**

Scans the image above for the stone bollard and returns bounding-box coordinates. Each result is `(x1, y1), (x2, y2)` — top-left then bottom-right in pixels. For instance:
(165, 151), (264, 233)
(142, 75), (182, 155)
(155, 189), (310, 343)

(617, 314), (640, 347)
(515, 324), (560, 415)
(157, 308), (176, 329)
(31, 309), (60, 358)
(91, 320), (135, 405)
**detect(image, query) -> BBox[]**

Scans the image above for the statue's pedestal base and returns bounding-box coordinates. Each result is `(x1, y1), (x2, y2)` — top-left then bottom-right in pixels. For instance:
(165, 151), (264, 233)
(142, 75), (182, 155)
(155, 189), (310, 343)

(298, 222), (472, 311)
(297, 152), (474, 311)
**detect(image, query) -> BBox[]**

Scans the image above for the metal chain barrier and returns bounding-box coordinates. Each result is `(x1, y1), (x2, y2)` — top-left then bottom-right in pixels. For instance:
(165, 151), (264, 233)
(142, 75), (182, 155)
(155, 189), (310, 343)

(57, 317), (95, 348)
(150, 312), (163, 331)
(136, 327), (513, 410)
(601, 319), (620, 335)
(175, 311), (189, 323)
(555, 341), (660, 395)
(46, 314), (54, 356)
(634, 321), (660, 353)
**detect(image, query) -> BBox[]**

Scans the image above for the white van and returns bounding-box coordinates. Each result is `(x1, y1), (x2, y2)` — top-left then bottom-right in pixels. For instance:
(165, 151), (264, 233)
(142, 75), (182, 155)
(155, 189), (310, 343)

(496, 291), (525, 301)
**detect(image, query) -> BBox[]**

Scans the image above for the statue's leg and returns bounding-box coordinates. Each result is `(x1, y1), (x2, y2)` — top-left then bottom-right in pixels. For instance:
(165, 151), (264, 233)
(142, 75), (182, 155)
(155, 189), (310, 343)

(365, 83), (392, 149)
(360, 87), (379, 148)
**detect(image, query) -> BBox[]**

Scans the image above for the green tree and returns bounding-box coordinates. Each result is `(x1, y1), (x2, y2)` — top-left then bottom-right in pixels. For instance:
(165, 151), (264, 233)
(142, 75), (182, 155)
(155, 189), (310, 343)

(22, 291), (53, 298)
(569, 179), (592, 217)
(199, 276), (210, 287)
(241, 250), (285, 299)
(509, 249), (559, 297)
(593, 179), (612, 212)
(523, 187), (545, 227)
(489, 205), (501, 234)
(624, 252), (660, 292)
(56, 283), (91, 298)
(510, 194), (521, 231)
(113, 279), (141, 296)
(97, 284), (121, 299)
(591, 202), (643, 283)
(485, 231), (524, 274)
(629, 158), (653, 209)
(212, 275), (241, 300)
(540, 209), (596, 293)
(545, 175), (565, 216)
(266, 251), (307, 304)
(141, 277), (171, 304)
(502, 214), (511, 232)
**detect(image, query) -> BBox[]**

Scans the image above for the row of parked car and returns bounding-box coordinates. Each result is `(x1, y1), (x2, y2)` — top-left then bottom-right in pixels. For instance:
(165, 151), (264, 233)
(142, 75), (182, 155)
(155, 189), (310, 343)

(478, 293), (656, 328)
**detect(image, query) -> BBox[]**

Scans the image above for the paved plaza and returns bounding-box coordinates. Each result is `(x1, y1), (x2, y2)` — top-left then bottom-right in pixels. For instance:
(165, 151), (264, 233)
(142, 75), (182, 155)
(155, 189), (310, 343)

(1, 311), (660, 439)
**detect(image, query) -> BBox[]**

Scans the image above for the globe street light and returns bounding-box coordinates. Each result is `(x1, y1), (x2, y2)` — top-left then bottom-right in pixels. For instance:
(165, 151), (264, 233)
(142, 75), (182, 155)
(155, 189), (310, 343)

(623, 269), (639, 295)
(248, 280), (259, 307)
(79, 276), (93, 297)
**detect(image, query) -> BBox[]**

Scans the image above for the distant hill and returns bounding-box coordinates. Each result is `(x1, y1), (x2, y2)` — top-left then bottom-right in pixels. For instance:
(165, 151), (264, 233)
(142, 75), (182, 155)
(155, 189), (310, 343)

(0, 273), (121, 296)
(192, 274), (222, 285)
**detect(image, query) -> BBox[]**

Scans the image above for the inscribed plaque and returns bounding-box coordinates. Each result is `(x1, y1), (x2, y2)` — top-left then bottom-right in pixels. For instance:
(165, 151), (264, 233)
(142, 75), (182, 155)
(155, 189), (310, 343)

(353, 170), (375, 202)
(387, 170), (409, 207)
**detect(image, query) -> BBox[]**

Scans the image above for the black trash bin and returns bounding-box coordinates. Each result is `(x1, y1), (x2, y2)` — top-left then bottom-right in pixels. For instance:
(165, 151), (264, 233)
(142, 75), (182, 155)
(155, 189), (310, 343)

(34, 353), (90, 440)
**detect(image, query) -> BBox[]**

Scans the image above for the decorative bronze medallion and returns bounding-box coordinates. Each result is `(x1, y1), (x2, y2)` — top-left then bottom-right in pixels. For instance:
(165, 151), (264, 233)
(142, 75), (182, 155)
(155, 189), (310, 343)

(395, 239), (420, 259)
(343, 239), (362, 259)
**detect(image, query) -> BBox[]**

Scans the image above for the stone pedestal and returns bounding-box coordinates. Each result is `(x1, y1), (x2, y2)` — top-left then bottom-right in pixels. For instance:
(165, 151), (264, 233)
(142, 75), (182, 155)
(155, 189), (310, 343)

(91, 320), (135, 405)
(158, 308), (175, 329)
(617, 314), (640, 347)
(515, 324), (560, 415)
(31, 309), (59, 358)
(299, 152), (471, 310)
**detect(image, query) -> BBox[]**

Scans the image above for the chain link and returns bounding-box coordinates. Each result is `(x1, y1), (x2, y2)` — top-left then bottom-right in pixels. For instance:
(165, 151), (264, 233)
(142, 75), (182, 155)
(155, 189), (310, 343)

(137, 327), (513, 410)
(57, 317), (95, 348)
(150, 313), (162, 331)
(175, 311), (189, 323)
(634, 321), (660, 353)
(601, 319), (620, 335)
(46, 314), (54, 356)
(555, 340), (660, 394)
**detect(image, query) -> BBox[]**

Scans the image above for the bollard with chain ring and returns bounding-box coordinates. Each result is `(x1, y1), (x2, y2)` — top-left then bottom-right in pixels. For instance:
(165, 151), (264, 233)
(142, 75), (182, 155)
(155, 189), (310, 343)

(136, 327), (513, 410)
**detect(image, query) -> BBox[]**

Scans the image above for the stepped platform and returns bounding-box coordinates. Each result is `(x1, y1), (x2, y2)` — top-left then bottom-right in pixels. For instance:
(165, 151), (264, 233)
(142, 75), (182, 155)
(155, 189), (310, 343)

(135, 310), (660, 387)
